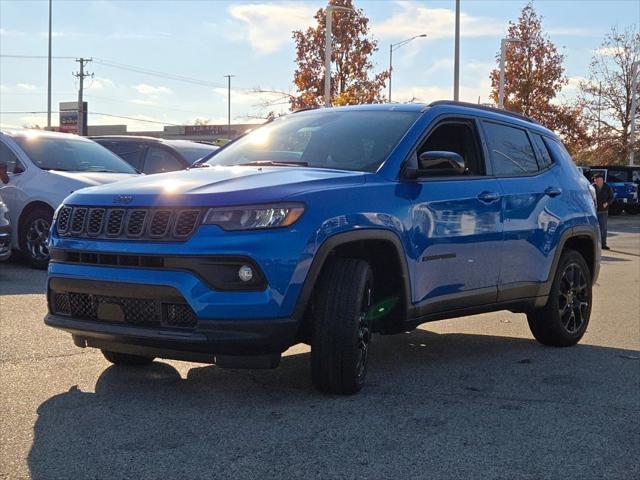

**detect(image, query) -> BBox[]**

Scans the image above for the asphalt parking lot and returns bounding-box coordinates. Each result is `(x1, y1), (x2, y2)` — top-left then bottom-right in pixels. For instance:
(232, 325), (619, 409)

(1, 216), (639, 480)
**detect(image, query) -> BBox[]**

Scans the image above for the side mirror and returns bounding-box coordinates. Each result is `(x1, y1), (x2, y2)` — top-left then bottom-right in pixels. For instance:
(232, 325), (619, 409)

(0, 162), (9, 185)
(407, 151), (466, 178)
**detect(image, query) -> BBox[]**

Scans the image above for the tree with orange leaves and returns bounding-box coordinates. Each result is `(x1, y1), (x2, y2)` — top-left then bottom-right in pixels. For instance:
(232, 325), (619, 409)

(489, 3), (588, 156)
(291, 0), (389, 110)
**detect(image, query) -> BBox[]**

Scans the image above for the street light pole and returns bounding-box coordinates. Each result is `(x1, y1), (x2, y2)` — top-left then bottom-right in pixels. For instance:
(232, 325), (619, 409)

(629, 60), (638, 166)
(388, 34), (427, 102)
(453, 0), (460, 101)
(47, 0), (52, 129)
(498, 37), (523, 109)
(224, 74), (235, 136)
(324, 4), (354, 107)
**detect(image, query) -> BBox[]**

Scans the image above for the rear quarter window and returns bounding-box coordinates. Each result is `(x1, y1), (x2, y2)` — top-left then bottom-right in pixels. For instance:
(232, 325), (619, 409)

(482, 121), (539, 176)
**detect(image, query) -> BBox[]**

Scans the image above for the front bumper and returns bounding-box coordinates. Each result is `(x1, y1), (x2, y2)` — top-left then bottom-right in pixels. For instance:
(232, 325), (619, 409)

(45, 277), (300, 361)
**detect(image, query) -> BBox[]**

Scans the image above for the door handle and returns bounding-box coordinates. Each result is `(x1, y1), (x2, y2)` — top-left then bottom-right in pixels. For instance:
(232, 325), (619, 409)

(544, 186), (562, 197)
(477, 191), (500, 203)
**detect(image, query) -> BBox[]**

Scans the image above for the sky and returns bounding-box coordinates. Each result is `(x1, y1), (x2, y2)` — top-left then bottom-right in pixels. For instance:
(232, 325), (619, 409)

(0, 0), (638, 131)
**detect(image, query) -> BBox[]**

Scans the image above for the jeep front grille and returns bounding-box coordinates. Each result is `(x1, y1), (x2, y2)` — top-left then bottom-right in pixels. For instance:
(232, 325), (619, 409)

(51, 291), (197, 328)
(56, 206), (201, 241)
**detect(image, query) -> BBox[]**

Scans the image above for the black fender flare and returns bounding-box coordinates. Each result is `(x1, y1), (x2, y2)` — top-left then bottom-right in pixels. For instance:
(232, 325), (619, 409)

(539, 225), (599, 297)
(292, 229), (412, 321)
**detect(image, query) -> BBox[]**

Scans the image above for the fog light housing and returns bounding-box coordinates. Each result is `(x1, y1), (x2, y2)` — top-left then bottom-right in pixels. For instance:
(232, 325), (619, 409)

(238, 265), (254, 282)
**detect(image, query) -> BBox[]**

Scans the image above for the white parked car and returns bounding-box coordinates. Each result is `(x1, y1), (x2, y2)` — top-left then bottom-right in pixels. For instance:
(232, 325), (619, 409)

(0, 129), (140, 268)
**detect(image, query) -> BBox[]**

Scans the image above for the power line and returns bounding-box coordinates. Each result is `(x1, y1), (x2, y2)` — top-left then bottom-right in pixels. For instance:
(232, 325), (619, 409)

(0, 111), (184, 126)
(0, 53), (253, 91)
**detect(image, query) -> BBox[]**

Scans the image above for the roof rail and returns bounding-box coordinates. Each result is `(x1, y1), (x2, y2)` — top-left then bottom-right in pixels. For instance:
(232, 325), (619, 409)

(428, 100), (539, 125)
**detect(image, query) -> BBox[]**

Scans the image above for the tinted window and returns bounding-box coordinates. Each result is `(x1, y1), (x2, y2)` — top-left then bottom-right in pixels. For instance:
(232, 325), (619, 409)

(206, 111), (419, 173)
(418, 122), (484, 175)
(606, 169), (629, 183)
(531, 134), (553, 169)
(483, 122), (538, 175)
(543, 137), (574, 167)
(0, 141), (24, 173)
(144, 146), (184, 174)
(99, 141), (146, 170)
(12, 135), (136, 173)
(167, 141), (218, 164)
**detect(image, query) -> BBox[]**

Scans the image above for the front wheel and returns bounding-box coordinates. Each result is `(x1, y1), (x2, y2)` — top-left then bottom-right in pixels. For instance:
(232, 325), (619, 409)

(527, 249), (592, 347)
(20, 207), (53, 269)
(311, 257), (373, 395)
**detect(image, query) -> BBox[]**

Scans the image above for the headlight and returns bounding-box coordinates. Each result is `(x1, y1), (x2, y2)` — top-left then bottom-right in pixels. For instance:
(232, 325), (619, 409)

(202, 203), (305, 231)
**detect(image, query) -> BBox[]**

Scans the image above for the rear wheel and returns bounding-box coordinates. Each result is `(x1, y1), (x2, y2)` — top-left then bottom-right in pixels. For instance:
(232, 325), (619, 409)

(19, 207), (52, 270)
(527, 249), (592, 347)
(311, 257), (373, 395)
(102, 350), (155, 366)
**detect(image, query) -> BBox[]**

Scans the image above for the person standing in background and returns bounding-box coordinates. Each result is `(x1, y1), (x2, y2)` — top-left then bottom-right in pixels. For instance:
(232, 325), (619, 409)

(593, 173), (614, 250)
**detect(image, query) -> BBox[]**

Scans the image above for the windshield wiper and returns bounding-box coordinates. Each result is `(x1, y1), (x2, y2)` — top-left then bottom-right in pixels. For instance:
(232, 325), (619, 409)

(238, 160), (309, 167)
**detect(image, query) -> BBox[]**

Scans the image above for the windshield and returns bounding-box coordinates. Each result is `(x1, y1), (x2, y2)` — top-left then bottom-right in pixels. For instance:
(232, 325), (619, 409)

(169, 142), (218, 164)
(13, 135), (137, 173)
(205, 110), (419, 172)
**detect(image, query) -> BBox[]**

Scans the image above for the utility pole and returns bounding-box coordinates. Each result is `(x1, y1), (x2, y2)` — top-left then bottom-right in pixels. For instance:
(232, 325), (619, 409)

(47, 0), (52, 129)
(73, 58), (92, 136)
(224, 74), (235, 136)
(629, 60), (638, 166)
(453, 0), (460, 101)
(596, 82), (602, 149)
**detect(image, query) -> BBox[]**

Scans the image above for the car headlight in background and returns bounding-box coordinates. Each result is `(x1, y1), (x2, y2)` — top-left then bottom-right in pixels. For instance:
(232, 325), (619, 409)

(202, 203), (305, 231)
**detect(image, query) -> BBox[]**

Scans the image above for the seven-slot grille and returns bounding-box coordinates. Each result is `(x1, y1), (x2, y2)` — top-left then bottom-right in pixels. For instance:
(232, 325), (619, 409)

(56, 206), (201, 241)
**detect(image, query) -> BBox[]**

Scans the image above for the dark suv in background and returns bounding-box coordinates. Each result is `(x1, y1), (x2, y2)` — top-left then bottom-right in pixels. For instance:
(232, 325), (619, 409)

(91, 136), (218, 174)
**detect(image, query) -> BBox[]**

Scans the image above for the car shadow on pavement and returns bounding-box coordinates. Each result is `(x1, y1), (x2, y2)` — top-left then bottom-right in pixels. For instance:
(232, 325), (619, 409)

(27, 329), (640, 479)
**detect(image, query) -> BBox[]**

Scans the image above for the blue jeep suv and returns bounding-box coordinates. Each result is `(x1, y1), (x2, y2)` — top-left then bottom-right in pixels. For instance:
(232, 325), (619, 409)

(45, 101), (600, 394)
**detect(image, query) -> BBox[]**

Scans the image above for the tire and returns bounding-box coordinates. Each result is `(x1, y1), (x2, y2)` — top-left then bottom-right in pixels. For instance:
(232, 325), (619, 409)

(311, 257), (374, 395)
(19, 207), (53, 270)
(527, 249), (592, 347)
(101, 350), (155, 366)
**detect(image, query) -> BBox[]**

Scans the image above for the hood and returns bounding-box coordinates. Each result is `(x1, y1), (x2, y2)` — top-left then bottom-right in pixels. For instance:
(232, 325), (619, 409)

(48, 170), (139, 187)
(63, 165), (366, 207)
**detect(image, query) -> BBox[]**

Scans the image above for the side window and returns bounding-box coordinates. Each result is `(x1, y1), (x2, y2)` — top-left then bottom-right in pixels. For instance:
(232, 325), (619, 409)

(0, 141), (25, 173)
(102, 142), (145, 171)
(144, 146), (184, 174)
(417, 121), (485, 175)
(543, 137), (574, 166)
(483, 122), (539, 176)
(531, 134), (554, 169)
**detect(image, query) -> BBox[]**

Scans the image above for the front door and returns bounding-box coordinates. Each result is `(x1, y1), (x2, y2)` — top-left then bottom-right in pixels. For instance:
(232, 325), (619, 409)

(409, 119), (502, 314)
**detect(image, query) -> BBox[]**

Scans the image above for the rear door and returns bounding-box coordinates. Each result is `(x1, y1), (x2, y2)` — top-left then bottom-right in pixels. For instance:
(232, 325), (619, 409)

(410, 117), (503, 312)
(481, 121), (564, 299)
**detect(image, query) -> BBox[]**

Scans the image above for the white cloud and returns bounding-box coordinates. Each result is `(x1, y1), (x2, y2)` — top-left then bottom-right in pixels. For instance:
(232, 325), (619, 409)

(108, 31), (171, 40)
(392, 78), (492, 105)
(129, 99), (158, 106)
(594, 46), (624, 57)
(213, 87), (288, 107)
(133, 84), (173, 96)
(86, 77), (115, 91)
(17, 83), (37, 91)
(375, 1), (503, 40)
(0, 28), (25, 36)
(228, 2), (316, 54)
